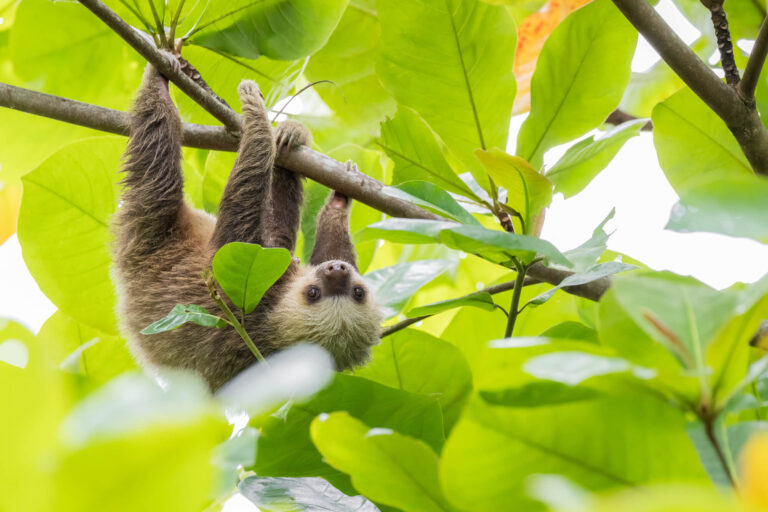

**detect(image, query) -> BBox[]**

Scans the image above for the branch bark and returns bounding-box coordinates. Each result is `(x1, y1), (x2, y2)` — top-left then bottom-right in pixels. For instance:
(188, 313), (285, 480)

(701, 0), (740, 86)
(78, 0), (241, 133)
(612, 0), (768, 175)
(739, 15), (768, 100)
(0, 82), (612, 301)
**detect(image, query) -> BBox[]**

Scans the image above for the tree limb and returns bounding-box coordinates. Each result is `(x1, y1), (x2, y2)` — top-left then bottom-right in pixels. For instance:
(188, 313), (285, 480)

(0, 94), (610, 302)
(605, 109), (653, 131)
(612, 0), (768, 175)
(739, 15), (768, 100)
(78, 0), (241, 134)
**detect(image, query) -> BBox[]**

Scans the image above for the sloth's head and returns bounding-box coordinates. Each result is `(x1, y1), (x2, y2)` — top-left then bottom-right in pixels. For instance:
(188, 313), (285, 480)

(269, 259), (382, 369)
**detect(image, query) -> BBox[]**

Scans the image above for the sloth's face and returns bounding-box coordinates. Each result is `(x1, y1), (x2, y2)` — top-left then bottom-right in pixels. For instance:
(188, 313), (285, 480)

(269, 260), (382, 370)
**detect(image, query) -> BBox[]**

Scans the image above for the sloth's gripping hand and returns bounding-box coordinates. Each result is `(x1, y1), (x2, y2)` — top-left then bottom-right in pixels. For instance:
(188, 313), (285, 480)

(275, 121), (312, 154)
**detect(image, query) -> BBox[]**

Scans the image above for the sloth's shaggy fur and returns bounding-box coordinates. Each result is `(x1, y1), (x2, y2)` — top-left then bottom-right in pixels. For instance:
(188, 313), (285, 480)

(112, 62), (381, 391)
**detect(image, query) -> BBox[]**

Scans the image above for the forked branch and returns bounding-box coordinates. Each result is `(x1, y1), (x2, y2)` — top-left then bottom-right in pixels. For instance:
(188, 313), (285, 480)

(740, 15), (768, 101)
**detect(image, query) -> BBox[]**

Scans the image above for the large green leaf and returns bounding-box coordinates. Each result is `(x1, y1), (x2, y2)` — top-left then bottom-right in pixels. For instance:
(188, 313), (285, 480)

(37, 310), (135, 389)
(305, 1), (396, 143)
(475, 148), (553, 233)
(666, 174), (768, 243)
(239, 476), (381, 512)
(212, 242), (292, 314)
(18, 137), (122, 333)
(376, 0), (516, 184)
(249, 373), (444, 485)
(516, 0), (636, 168)
(173, 45), (306, 125)
(379, 107), (478, 199)
(546, 120), (644, 198)
(9, 0), (142, 108)
(365, 259), (457, 318)
(383, 182), (481, 225)
(190, 0), (349, 60)
(356, 219), (571, 267)
(652, 88), (753, 191)
(439, 395), (707, 511)
(311, 412), (458, 512)
(355, 329), (473, 430)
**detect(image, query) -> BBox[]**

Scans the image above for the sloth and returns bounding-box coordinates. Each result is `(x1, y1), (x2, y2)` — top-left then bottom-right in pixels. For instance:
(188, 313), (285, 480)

(112, 58), (382, 391)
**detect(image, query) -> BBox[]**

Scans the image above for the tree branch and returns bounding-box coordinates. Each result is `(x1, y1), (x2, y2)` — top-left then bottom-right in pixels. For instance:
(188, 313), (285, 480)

(739, 15), (768, 100)
(78, 0), (241, 133)
(605, 109), (653, 131)
(0, 90), (610, 302)
(381, 277), (540, 338)
(611, 0), (768, 175)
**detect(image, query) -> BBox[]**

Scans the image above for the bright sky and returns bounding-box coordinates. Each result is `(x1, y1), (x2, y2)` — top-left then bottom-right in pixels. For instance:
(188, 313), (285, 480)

(2, 0), (768, 337)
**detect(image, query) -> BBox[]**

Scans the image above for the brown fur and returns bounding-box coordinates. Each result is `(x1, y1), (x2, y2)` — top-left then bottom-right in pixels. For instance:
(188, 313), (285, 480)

(112, 64), (381, 391)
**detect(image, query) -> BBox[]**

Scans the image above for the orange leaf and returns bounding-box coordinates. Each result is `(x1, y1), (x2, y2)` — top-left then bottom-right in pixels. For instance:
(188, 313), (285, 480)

(0, 183), (22, 246)
(740, 433), (768, 509)
(514, 0), (594, 114)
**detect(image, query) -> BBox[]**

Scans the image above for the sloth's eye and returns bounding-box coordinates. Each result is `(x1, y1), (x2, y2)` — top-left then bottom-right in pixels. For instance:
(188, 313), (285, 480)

(306, 286), (321, 302)
(352, 286), (366, 302)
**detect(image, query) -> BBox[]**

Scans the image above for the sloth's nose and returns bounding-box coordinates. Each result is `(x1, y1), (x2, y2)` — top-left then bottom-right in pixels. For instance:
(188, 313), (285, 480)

(322, 261), (350, 296)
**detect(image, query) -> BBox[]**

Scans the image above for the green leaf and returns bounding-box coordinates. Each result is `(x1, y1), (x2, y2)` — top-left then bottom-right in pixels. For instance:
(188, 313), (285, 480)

(666, 174), (768, 243)
(383, 182), (481, 225)
(311, 412), (458, 512)
(610, 271), (740, 399)
(540, 321), (598, 343)
(356, 220), (571, 267)
(9, 0), (143, 108)
(526, 261), (636, 307)
(173, 46), (306, 125)
(250, 373), (444, 484)
(406, 292), (495, 318)
(546, 120), (644, 198)
(563, 209), (615, 271)
(212, 242), (292, 314)
(37, 310), (135, 388)
(355, 330), (473, 430)
(376, 0), (516, 185)
(516, 0), (637, 168)
(439, 395), (707, 511)
(475, 149), (553, 233)
(239, 476), (381, 512)
(141, 304), (228, 335)
(355, 219), (458, 245)
(190, 0), (349, 60)
(652, 88), (753, 192)
(365, 259), (456, 318)
(438, 225), (571, 267)
(379, 107), (478, 199)
(305, 2), (396, 143)
(18, 137), (123, 333)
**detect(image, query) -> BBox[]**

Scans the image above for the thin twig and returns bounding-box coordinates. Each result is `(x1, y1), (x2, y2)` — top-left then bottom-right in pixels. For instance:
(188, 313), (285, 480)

(739, 15), (768, 101)
(381, 277), (538, 338)
(701, 410), (736, 487)
(205, 273), (265, 362)
(78, 0), (242, 133)
(700, 0), (740, 85)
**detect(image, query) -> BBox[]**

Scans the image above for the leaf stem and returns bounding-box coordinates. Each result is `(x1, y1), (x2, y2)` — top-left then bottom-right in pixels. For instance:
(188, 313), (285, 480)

(206, 274), (265, 362)
(148, 0), (169, 48)
(701, 410), (736, 487)
(504, 258), (528, 338)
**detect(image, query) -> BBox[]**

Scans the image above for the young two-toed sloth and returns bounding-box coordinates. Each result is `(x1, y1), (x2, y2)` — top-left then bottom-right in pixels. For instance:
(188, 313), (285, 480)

(113, 60), (381, 391)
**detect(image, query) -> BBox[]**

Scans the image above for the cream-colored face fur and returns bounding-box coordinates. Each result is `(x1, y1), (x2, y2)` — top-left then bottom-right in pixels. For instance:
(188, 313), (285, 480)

(267, 263), (383, 370)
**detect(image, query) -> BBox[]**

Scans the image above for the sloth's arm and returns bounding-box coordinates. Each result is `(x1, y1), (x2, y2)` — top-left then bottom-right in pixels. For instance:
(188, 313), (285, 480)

(310, 162), (358, 269)
(211, 81), (275, 249)
(117, 61), (184, 257)
(263, 121), (311, 253)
